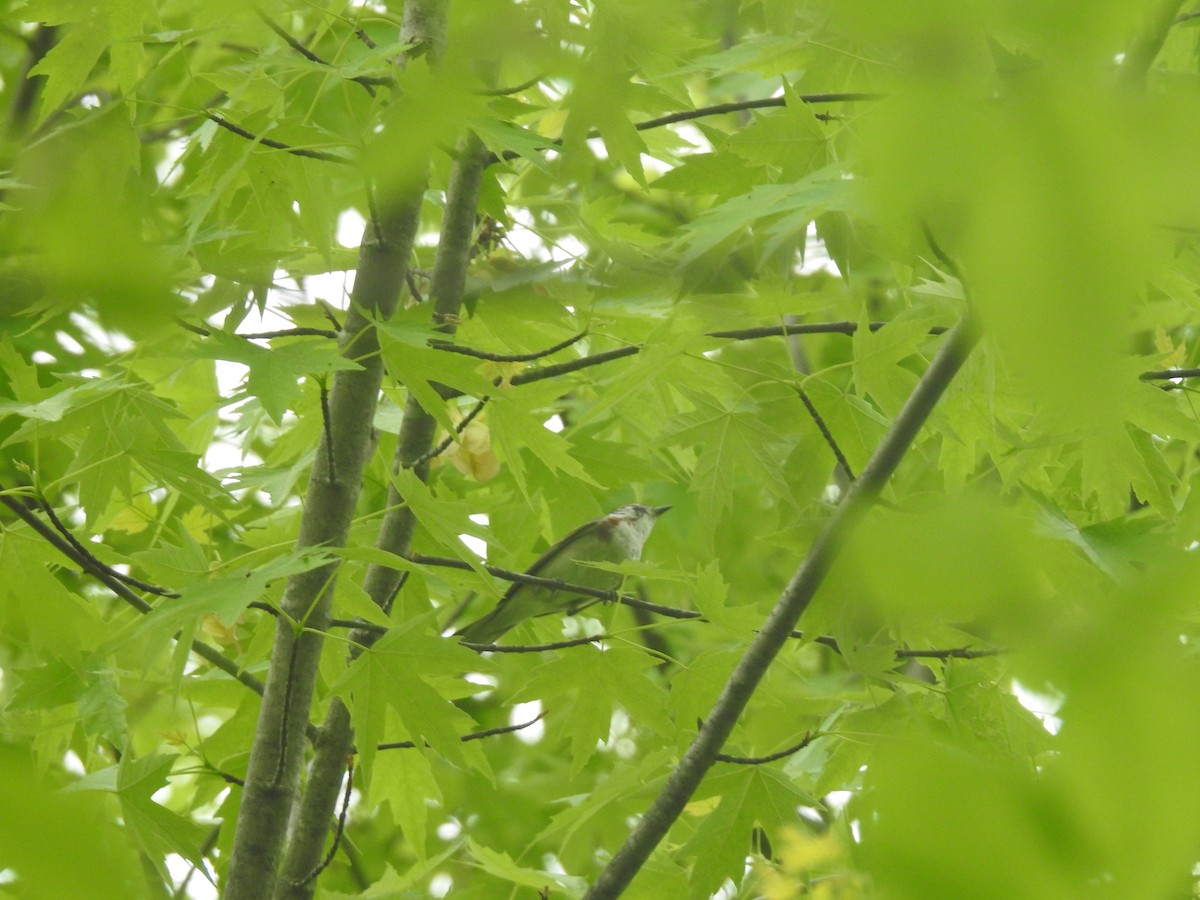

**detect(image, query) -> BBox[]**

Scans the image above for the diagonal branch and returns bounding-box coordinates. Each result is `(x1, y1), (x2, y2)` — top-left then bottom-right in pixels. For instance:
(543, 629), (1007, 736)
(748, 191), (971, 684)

(204, 112), (351, 164)
(0, 490), (266, 698)
(584, 315), (981, 899)
(255, 9), (387, 95)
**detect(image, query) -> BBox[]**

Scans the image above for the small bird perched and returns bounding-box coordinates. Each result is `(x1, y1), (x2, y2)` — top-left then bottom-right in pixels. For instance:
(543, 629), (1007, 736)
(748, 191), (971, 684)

(455, 504), (670, 644)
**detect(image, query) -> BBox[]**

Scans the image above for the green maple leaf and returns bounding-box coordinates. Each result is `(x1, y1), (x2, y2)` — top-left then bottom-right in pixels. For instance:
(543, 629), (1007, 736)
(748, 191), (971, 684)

(190, 331), (362, 423)
(517, 646), (663, 775)
(683, 766), (809, 895)
(334, 618), (489, 779)
(667, 388), (792, 524)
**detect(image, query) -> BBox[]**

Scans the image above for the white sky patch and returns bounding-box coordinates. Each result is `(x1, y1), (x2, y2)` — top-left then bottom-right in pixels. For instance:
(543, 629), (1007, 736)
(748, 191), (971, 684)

(504, 208), (589, 263)
(640, 153), (671, 178)
(797, 221), (840, 276)
(464, 672), (498, 701)
(30, 349), (55, 364)
(55, 330), (85, 355)
(337, 208), (366, 248)
(70, 312), (134, 353)
(155, 137), (188, 187)
(512, 699), (545, 744)
(165, 854), (216, 899)
(62, 750), (85, 775)
(543, 414), (565, 433)
(429, 872), (453, 898)
(1012, 679), (1064, 734)
(460, 513), (489, 559)
(671, 122), (713, 154)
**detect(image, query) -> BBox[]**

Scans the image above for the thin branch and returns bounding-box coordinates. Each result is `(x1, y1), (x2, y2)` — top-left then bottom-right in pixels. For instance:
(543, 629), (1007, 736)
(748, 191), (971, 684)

(181, 321), (340, 341)
(244, 327), (340, 340)
(509, 346), (641, 385)
(37, 493), (180, 597)
(896, 645), (1001, 660)
(0, 491), (266, 698)
(708, 321), (950, 340)
(256, 10), (329, 65)
(293, 757), (354, 888)
(486, 92), (882, 166)
(508, 322), (951, 387)
(318, 302), (344, 332)
(406, 551), (701, 619)
(319, 378), (337, 485)
(256, 9), (382, 95)
(375, 711), (546, 751)
(405, 396), (489, 470)
(461, 635), (604, 653)
(478, 74), (546, 95)
(714, 732), (817, 765)
(1141, 368), (1200, 381)
(921, 222), (966, 288)
(585, 316), (981, 899)
(630, 93), (883, 133)
(204, 111), (351, 164)
(429, 328), (588, 362)
(405, 270), (425, 303)
(794, 385), (855, 481)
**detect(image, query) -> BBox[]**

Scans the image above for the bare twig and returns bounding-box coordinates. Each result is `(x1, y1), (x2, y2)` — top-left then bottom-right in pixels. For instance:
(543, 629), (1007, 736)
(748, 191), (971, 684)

(478, 74), (546, 96)
(244, 327), (340, 340)
(0, 490), (267, 698)
(256, 9), (384, 95)
(181, 321), (340, 341)
(896, 645), (1001, 660)
(508, 322), (951, 387)
(509, 346), (641, 386)
(375, 711), (546, 751)
(487, 92), (884, 164)
(714, 732), (817, 765)
(1141, 368), (1200, 381)
(794, 385), (855, 481)
(319, 378), (337, 484)
(430, 328), (588, 362)
(293, 757), (355, 887)
(37, 493), (180, 597)
(460, 635), (605, 652)
(631, 93), (883, 133)
(708, 321), (950, 340)
(406, 551), (702, 620)
(405, 397), (489, 470)
(204, 111), (350, 164)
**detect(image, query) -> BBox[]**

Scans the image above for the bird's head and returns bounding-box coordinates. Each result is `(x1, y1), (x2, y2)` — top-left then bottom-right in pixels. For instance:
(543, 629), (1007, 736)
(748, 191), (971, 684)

(599, 504), (670, 554)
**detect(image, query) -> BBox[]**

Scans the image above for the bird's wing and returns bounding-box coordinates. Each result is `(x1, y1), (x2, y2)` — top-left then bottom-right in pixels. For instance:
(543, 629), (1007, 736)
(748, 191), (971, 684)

(500, 516), (603, 599)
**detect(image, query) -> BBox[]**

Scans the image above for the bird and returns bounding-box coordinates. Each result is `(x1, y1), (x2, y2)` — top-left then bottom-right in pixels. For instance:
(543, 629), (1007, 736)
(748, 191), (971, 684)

(455, 504), (671, 644)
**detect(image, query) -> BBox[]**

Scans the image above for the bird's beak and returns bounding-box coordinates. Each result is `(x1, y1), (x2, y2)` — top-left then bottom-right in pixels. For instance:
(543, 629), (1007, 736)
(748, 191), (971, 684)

(652, 505), (672, 517)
